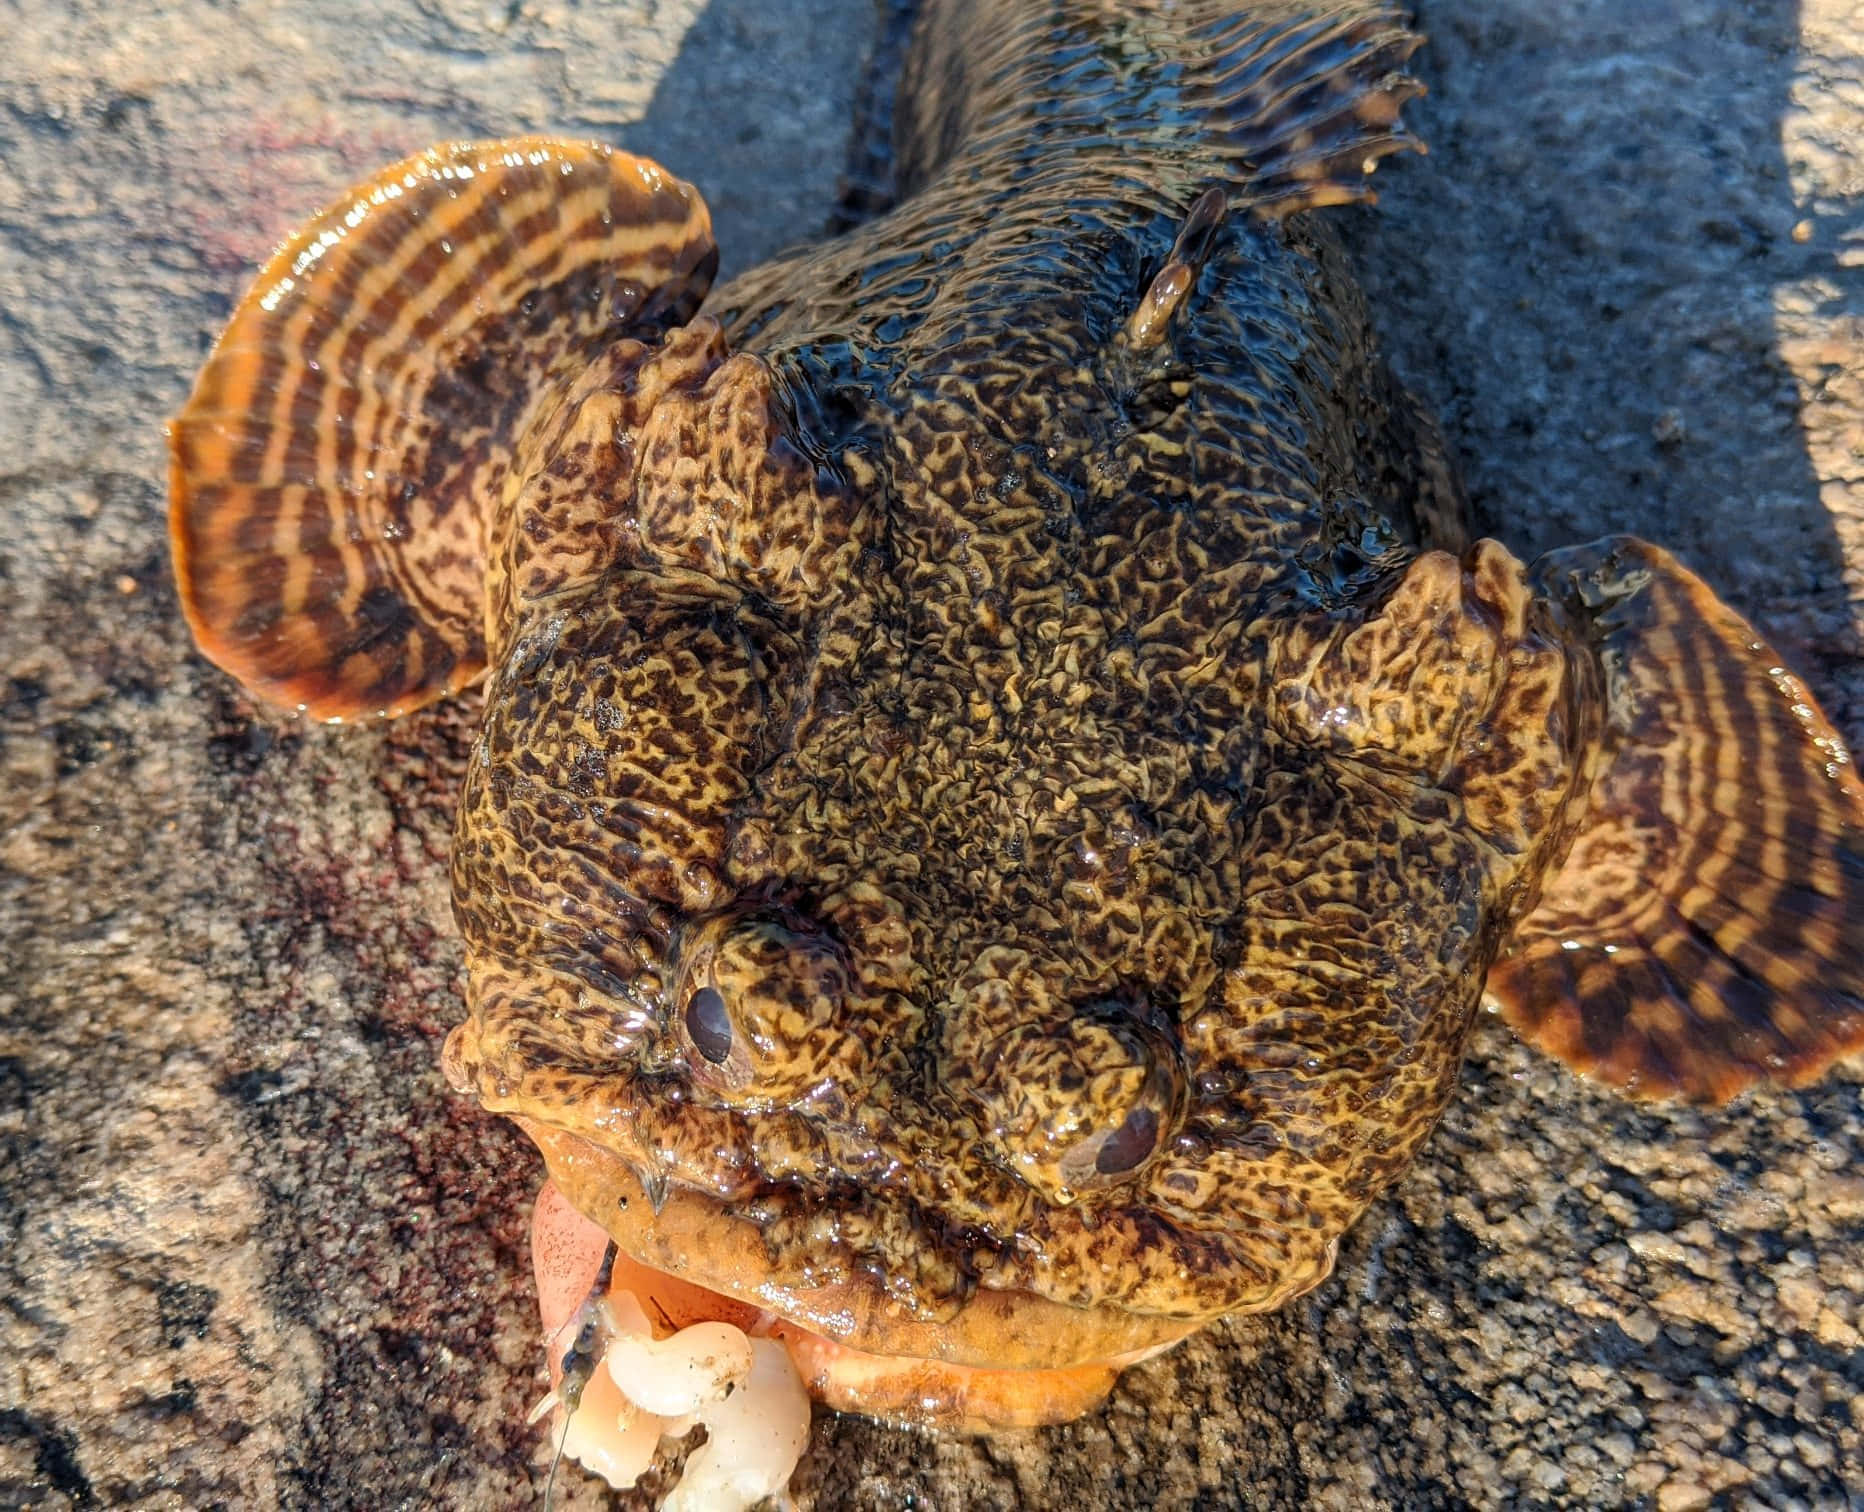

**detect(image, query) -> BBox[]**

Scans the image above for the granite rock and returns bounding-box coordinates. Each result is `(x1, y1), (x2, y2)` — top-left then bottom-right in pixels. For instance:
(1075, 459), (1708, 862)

(1, 0), (1859, 1507)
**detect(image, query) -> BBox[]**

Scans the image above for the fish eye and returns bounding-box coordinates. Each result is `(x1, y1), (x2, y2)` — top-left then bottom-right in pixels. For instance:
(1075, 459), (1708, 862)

(672, 907), (859, 1104)
(1055, 1058), (1175, 1192)
(684, 986), (734, 1064)
(951, 979), (1184, 1204)
(1092, 1104), (1160, 1176)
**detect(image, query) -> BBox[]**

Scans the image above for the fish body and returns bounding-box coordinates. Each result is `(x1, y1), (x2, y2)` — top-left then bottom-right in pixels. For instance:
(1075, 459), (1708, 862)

(168, 0), (1864, 1480)
(443, 0), (1502, 1337)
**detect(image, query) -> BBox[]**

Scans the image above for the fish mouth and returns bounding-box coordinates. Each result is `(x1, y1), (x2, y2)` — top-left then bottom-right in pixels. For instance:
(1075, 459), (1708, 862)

(521, 1118), (1201, 1431)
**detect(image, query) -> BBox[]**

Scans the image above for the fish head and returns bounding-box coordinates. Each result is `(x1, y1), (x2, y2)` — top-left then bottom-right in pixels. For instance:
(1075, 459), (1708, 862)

(441, 309), (1597, 1391)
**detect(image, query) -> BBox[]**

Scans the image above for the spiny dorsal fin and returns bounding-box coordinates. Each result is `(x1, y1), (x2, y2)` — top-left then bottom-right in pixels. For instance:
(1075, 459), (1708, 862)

(1488, 537), (1864, 1103)
(169, 137), (716, 721)
(908, 0), (1425, 216)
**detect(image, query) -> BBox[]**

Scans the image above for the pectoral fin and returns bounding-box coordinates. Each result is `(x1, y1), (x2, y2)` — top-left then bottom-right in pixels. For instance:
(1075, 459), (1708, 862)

(1488, 537), (1864, 1103)
(169, 138), (716, 720)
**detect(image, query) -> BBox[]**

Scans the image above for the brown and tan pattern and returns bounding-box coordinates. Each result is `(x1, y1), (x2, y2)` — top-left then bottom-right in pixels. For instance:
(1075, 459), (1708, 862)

(169, 137), (716, 720)
(166, 0), (1864, 1458)
(1490, 537), (1864, 1101)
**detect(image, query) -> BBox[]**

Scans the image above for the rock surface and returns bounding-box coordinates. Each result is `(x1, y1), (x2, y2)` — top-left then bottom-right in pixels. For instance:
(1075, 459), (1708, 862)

(1, 0), (1859, 1508)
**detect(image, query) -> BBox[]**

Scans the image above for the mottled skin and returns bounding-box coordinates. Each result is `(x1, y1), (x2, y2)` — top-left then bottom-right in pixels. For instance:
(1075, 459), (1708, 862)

(445, 0), (1585, 1330)
(170, 0), (1864, 1387)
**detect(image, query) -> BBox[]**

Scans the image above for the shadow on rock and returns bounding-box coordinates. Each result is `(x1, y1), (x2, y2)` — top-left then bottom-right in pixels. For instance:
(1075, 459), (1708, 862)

(1346, 0), (1859, 735)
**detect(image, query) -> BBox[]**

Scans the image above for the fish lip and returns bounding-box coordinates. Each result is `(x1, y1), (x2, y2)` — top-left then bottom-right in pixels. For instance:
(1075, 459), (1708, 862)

(516, 1116), (1207, 1374)
(532, 1174), (1200, 1436)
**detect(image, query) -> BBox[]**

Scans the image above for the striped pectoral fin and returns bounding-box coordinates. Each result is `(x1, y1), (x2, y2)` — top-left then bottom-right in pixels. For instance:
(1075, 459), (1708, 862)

(1487, 536), (1864, 1104)
(169, 137), (717, 720)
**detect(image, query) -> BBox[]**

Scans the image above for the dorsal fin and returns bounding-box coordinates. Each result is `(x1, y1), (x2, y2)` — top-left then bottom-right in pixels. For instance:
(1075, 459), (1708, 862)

(1488, 538), (1864, 1103)
(1179, 1), (1425, 213)
(897, 0), (1423, 217)
(169, 137), (716, 720)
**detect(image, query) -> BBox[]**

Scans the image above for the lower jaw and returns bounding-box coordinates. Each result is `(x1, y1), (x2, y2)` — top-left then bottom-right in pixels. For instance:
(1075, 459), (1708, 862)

(516, 1117), (1205, 1374)
(531, 1177), (1190, 1438)
(519, 1117), (1207, 1501)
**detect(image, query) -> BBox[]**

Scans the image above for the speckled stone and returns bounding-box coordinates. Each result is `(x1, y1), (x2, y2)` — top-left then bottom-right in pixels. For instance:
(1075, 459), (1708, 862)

(1, 1), (1858, 1508)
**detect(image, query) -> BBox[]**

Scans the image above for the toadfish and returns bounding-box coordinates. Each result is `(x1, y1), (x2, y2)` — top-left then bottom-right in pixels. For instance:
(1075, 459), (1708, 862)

(168, 0), (1864, 1502)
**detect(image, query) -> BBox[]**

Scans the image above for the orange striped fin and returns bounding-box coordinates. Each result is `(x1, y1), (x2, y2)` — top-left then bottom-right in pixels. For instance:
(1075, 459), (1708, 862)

(169, 137), (717, 720)
(1489, 538), (1864, 1103)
